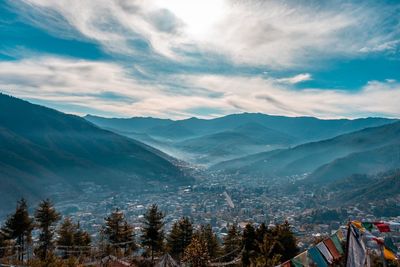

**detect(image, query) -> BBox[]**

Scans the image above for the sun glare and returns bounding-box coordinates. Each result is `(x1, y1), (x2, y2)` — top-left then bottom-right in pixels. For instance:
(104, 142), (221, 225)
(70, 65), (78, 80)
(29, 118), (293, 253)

(156, 0), (226, 39)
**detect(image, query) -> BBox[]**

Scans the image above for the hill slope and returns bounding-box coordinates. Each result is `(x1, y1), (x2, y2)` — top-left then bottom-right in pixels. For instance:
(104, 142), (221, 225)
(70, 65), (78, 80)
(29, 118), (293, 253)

(0, 94), (192, 208)
(85, 113), (395, 165)
(212, 121), (400, 184)
(174, 123), (295, 164)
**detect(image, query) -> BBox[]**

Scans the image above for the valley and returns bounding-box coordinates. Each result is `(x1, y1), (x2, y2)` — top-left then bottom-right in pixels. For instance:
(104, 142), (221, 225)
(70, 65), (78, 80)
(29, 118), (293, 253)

(1, 94), (399, 253)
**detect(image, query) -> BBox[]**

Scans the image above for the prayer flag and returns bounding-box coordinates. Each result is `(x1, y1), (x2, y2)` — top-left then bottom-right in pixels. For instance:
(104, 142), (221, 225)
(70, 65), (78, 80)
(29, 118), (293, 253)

(331, 234), (344, 254)
(324, 238), (341, 260)
(361, 222), (374, 232)
(308, 247), (328, 267)
(346, 224), (368, 267)
(374, 222), (390, 232)
(383, 247), (397, 261)
(291, 251), (309, 267)
(317, 242), (333, 264)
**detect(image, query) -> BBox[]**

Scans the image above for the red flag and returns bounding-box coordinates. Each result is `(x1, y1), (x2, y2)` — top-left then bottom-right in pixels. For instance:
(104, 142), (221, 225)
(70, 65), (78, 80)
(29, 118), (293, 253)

(374, 222), (390, 232)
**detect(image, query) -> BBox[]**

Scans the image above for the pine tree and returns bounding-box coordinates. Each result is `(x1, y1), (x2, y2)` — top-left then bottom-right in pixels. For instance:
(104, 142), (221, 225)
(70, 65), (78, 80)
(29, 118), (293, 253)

(57, 218), (91, 259)
(167, 217), (193, 261)
(2, 198), (34, 262)
(0, 230), (7, 258)
(223, 224), (241, 262)
(57, 217), (75, 258)
(267, 221), (298, 262)
(182, 236), (209, 267)
(34, 199), (61, 260)
(103, 209), (135, 256)
(255, 234), (282, 267)
(197, 224), (220, 259)
(120, 221), (135, 255)
(242, 223), (256, 266)
(73, 222), (91, 256)
(255, 223), (267, 244)
(141, 204), (165, 262)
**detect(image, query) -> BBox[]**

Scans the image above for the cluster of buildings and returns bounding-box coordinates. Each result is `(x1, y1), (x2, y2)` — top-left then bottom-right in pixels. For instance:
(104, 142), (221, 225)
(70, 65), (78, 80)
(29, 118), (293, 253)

(51, 172), (400, 248)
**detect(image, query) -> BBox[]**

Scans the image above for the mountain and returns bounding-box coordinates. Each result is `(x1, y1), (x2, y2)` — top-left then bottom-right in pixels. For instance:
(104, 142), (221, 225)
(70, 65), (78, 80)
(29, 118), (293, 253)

(85, 113), (395, 143)
(174, 123), (295, 164)
(326, 170), (400, 203)
(0, 94), (193, 209)
(84, 114), (172, 133)
(320, 170), (400, 217)
(84, 113), (396, 165)
(212, 121), (400, 184)
(304, 144), (400, 185)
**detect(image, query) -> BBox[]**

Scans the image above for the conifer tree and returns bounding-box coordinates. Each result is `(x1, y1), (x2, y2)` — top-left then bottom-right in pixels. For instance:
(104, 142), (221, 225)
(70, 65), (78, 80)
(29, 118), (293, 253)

(255, 223), (267, 244)
(182, 236), (209, 267)
(103, 209), (135, 255)
(141, 204), (165, 262)
(255, 234), (282, 267)
(57, 218), (91, 258)
(57, 217), (75, 258)
(34, 199), (61, 260)
(223, 224), (241, 262)
(0, 230), (7, 258)
(242, 223), (256, 266)
(2, 198), (34, 262)
(268, 221), (298, 262)
(167, 217), (193, 261)
(73, 222), (91, 256)
(197, 224), (220, 259)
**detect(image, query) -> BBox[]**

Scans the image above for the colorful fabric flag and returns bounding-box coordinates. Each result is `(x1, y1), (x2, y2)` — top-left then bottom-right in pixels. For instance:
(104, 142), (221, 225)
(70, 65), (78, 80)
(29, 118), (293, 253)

(383, 247), (397, 261)
(336, 228), (345, 241)
(374, 222), (390, 232)
(308, 247), (328, 267)
(291, 259), (302, 267)
(384, 237), (398, 254)
(352, 221), (363, 229)
(361, 222), (374, 232)
(291, 251), (309, 267)
(281, 260), (291, 267)
(346, 224), (368, 267)
(331, 234), (344, 254)
(316, 242), (333, 264)
(324, 238), (341, 260)
(371, 236), (384, 246)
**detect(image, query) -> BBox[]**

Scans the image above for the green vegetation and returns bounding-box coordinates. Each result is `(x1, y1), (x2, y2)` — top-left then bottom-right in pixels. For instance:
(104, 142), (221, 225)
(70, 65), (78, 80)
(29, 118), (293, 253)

(0, 199), (298, 266)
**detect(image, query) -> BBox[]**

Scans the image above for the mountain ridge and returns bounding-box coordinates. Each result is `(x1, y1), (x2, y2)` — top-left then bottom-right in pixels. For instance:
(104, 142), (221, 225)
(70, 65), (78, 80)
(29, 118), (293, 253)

(85, 113), (397, 165)
(0, 93), (193, 211)
(211, 121), (400, 184)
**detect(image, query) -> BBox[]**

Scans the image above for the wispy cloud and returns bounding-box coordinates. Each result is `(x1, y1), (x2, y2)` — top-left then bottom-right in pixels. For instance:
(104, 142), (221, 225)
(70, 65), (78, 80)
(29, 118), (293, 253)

(10, 0), (400, 68)
(1, 56), (399, 119)
(2, 1), (399, 119)
(276, 73), (312, 84)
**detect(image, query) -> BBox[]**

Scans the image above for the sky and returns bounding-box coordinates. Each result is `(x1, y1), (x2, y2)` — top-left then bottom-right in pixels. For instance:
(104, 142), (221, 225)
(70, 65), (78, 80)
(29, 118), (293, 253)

(0, 0), (400, 119)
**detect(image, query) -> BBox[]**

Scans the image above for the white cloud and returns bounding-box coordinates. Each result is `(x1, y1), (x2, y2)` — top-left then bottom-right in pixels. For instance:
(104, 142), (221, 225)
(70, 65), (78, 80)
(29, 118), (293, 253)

(13, 0), (400, 68)
(0, 57), (227, 118)
(1, 57), (399, 119)
(359, 40), (400, 53)
(276, 73), (312, 84)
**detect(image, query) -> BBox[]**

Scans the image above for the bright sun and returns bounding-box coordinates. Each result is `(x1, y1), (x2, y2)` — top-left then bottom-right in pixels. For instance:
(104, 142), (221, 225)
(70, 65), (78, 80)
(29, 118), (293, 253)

(156, 0), (226, 39)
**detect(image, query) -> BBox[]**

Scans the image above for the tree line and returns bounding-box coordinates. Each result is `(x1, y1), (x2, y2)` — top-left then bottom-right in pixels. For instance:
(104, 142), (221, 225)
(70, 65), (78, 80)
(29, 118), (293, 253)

(0, 199), (298, 266)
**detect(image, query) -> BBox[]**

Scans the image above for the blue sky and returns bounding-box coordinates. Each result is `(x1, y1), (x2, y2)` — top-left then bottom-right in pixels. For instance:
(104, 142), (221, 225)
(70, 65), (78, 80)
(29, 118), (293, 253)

(0, 0), (399, 119)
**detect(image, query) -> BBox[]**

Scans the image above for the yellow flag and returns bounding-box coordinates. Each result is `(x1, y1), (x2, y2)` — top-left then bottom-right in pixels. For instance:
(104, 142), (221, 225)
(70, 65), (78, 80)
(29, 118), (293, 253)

(352, 221), (363, 229)
(384, 247), (397, 261)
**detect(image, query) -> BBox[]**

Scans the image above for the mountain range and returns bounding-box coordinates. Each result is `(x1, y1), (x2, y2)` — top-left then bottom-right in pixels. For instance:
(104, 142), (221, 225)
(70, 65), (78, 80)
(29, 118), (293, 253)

(1, 93), (399, 213)
(212, 121), (400, 186)
(85, 114), (395, 166)
(0, 94), (192, 211)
